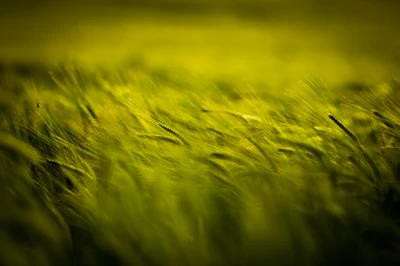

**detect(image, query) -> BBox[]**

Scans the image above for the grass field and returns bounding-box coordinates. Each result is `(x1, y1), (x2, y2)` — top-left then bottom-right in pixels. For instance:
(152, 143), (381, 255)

(1, 2), (400, 266)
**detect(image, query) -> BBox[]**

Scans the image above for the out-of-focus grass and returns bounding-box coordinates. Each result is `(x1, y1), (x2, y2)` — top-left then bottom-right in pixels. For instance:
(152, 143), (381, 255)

(1, 2), (400, 265)
(1, 62), (400, 265)
(1, 2), (399, 88)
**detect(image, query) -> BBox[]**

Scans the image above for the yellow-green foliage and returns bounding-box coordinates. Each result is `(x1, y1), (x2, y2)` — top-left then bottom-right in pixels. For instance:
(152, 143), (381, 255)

(1, 62), (400, 266)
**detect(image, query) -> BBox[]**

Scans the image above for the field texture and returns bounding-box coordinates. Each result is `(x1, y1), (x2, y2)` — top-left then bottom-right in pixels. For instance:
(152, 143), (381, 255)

(1, 1), (400, 266)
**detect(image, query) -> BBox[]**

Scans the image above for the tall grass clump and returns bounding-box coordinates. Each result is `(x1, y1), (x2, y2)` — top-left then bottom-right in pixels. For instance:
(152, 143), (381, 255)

(1, 62), (400, 266)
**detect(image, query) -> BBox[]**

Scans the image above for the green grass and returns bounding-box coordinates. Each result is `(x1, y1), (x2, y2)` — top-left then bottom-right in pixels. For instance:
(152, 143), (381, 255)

(1, 3), (400, 265)
(1, 60), (400, 266)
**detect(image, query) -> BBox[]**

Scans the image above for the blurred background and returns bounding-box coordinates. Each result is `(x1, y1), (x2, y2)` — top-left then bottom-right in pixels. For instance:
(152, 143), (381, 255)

(1, 0), (400, 87)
